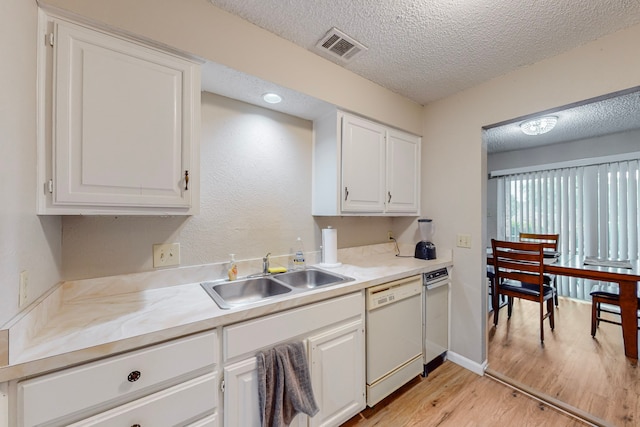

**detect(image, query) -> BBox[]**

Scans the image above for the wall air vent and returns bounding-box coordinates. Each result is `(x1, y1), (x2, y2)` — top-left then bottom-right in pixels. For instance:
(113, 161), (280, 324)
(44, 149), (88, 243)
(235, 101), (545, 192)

(315, 27), (368, 62)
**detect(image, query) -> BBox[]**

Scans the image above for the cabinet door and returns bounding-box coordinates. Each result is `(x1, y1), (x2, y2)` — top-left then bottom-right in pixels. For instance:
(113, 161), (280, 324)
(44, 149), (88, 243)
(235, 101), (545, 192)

(44, 17), (198, 214)
(386, 129), (420, 214)
(223, 357), (261, 427)
(341, 114), (386, 213)
(308, 320), (365, 427)
(222, 357), (307, 427)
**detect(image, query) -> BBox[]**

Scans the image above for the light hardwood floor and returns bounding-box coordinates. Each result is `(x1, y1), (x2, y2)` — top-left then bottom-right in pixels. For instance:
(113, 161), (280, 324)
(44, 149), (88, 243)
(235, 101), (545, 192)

(342, 296), (639, 426)
(342, 360), (586, 426)
(488, 296), (639, 427)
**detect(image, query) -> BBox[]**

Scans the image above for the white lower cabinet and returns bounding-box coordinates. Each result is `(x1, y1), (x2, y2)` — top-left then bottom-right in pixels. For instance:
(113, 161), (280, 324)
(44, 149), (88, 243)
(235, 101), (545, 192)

(223, 357), (261, 427)
(222, 292), (365, 427)
(16, 330), (219, 427)
(188, 413), (218, 427)
(9, 293), (366, 427)
(67, 373), (218, 426)
(222, 355), (308, 427)
(308, 320), (364, 427)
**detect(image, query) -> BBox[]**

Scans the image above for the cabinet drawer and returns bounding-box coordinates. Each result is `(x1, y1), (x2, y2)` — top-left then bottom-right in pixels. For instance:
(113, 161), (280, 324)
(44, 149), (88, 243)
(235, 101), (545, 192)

(18, 331), (217, 427)
(68, 372), (218, 426)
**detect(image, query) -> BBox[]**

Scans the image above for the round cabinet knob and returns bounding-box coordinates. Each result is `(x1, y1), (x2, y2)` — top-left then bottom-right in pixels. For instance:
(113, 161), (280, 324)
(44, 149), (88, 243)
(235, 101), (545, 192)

(127, 370), (141, 382)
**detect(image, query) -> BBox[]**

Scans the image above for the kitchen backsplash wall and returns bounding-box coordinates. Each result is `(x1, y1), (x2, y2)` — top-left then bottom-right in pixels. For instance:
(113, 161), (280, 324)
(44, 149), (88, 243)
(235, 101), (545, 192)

(61, 92), (393, 280)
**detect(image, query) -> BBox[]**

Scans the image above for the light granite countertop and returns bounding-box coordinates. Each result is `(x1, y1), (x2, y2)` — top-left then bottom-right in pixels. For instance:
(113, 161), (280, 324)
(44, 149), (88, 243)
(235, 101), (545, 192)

(0, 243), (452, 382)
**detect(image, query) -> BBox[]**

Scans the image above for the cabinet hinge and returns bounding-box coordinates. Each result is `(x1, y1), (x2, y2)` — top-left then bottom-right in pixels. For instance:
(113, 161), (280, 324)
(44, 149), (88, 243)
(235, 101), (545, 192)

(47, 32), (54, 47)
(220, 378), (225, 393)
(47, 179), (53, 194)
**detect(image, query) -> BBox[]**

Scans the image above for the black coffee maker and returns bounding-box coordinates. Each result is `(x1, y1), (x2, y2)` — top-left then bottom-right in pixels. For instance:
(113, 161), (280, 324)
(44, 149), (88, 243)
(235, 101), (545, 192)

(415, 218), (437, 260)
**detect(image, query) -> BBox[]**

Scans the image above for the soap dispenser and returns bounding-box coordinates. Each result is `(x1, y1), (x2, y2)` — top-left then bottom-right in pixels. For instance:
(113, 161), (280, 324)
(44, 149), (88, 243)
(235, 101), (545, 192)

(227, 254), (238, 281)
(293, 237), (306, 270)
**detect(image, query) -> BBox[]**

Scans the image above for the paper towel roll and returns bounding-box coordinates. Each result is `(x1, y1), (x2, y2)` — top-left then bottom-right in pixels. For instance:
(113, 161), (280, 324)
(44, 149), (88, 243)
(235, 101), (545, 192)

(320, 227), (341, 267)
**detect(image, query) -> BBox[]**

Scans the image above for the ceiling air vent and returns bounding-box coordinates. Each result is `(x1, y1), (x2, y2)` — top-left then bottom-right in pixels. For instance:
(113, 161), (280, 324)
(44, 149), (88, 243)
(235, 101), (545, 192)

(315, 27), (367, 62)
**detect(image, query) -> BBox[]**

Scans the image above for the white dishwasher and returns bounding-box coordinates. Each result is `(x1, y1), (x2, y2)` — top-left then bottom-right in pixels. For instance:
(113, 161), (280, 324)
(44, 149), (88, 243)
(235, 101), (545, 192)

(365, 275), (423, 407)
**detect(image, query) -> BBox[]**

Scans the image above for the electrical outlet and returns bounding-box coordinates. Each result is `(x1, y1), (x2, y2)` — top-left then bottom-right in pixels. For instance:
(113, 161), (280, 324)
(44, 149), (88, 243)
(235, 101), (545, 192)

(153, 243), (181, 268)
(456, 233), (472, 249)
(19, 270), (28, 308)
(388, 231), (394, 240)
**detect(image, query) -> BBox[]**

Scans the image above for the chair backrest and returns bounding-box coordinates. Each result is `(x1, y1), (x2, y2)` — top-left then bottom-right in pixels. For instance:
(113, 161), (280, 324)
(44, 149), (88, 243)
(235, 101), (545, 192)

(491, 239), (545, 288)
(519, 233), (559, 251)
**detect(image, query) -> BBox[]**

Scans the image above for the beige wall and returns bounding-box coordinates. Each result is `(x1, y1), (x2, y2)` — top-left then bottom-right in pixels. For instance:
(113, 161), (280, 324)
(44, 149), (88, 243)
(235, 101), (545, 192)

(0, 0), (62, 326)
(414, 23), (640, 364)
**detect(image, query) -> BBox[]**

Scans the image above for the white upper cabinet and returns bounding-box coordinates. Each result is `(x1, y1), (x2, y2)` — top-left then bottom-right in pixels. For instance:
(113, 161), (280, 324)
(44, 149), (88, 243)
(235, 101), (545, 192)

(37, 12), (201, 215)
(312, 110), (421, 216)
(341, 115), (387, 213)
(385, 128), (421, 213)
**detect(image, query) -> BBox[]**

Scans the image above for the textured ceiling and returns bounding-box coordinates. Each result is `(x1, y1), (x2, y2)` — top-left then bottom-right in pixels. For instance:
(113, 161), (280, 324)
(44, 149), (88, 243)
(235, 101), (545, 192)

(485, 89), (640, 153)
(204, 0), (640, 152)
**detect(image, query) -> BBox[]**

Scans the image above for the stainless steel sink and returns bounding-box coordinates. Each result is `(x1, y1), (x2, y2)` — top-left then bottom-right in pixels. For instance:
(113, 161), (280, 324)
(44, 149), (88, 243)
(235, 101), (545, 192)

(201, 268), (355, 309)
(201, 277), (292, 309)
(273, 268), (354, 289)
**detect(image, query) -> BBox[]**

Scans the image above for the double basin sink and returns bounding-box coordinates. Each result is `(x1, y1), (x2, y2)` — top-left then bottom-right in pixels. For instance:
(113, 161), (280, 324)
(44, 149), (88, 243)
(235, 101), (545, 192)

(201, 268), (355, 309)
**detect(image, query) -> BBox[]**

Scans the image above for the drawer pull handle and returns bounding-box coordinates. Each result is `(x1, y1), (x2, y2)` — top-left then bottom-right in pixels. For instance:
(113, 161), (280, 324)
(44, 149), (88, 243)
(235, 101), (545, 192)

(127, 370), (141, 382)
(132, 425), (141, 427)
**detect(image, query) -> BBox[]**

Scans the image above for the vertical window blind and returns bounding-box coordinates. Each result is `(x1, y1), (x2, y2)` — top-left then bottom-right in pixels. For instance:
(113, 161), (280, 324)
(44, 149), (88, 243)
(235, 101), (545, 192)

(496, 159), (640, 300)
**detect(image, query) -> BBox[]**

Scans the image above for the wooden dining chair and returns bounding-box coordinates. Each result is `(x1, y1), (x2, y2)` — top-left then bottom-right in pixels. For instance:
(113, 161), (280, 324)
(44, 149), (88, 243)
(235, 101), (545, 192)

(491, 239), (555, 342)
(590, 283), (640, 337)
(519, 233), (560, 306)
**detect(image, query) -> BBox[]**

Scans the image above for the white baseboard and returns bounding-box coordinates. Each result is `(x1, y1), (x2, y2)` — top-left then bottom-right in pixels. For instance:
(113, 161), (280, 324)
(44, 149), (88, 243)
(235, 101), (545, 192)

(445, 351), (487, 376)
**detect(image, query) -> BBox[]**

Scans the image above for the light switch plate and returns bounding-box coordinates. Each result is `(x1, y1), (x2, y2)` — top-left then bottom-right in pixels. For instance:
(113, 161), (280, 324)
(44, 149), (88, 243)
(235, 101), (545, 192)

(153, 243), (180, 267)
(456, 233), (472, 249)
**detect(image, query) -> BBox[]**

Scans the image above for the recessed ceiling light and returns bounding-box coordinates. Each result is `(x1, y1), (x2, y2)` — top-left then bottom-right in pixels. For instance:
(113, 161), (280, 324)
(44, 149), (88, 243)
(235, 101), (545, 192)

(520, 116), (558, 135)
(262, 93), (282, 104)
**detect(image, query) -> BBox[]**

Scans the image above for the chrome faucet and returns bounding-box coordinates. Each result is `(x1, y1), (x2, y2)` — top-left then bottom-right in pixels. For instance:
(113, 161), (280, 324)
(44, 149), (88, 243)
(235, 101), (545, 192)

(262, 252), (271, 275)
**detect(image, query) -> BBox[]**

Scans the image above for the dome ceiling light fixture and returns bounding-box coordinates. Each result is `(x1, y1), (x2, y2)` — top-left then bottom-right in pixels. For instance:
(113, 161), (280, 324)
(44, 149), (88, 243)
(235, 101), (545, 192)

(520, 116), (558, 135)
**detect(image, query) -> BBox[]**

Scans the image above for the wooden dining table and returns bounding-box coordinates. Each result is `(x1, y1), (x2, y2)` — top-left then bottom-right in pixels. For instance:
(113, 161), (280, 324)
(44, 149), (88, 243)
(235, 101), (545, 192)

(488, 250), (640, 360)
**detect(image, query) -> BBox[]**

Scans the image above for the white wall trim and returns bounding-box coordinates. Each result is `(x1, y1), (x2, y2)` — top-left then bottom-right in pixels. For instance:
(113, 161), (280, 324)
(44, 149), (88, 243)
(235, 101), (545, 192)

(0, 381), (7, 427)
(446, 351), (487, 376)
(490, 150), (640, 178)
